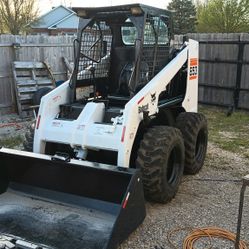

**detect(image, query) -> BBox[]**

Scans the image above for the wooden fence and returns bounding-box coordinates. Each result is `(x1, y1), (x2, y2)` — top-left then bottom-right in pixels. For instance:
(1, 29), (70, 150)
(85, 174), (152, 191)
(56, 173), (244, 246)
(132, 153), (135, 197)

(0, 33), (249, 114)
(175, 33), (249, 111)
(0, 35), (75, 113)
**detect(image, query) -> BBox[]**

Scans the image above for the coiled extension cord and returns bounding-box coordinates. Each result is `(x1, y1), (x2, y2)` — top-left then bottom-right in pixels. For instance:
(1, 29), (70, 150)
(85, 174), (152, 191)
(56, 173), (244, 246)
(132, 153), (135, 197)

(167, 227), (248, 249)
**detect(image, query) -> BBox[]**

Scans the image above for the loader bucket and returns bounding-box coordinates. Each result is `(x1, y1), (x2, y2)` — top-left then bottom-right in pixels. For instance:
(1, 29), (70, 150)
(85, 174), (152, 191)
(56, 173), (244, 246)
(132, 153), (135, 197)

(0, 148), (146, 249)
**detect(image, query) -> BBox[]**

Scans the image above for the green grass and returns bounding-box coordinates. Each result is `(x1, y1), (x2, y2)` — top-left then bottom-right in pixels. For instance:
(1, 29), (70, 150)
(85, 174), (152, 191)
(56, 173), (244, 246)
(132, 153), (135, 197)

(199, 105), (249, 157)
(0, 135), (23, 148)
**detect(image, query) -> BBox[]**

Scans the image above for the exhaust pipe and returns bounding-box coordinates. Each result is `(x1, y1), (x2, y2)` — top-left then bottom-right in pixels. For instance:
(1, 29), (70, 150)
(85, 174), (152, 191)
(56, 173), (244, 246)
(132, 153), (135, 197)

(0, 148), (146, 249)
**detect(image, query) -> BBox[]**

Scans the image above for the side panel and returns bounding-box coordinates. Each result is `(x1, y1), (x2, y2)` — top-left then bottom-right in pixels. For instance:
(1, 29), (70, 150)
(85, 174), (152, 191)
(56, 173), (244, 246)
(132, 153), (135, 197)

(34, 80), (70, 153)
(41, 102), (106, 149)
(182, 39), (199, 112)
(118, 46), (189, 167)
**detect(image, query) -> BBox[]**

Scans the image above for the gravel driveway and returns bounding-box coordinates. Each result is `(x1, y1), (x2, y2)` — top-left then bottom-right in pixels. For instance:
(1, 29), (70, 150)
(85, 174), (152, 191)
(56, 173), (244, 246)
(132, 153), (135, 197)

(119, 143), (249, 249)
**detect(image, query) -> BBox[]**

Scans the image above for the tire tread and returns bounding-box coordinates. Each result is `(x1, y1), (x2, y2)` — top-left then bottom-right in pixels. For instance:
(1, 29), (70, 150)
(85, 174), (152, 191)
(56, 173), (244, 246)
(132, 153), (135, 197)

(176, 112), (208, 174)
(136, 126), (184, 203)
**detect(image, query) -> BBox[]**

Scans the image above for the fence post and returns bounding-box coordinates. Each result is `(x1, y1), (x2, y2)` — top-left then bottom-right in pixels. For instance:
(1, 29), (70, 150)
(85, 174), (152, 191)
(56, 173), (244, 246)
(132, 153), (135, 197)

(12, 43), (21, 61)
(234, 39), (245, 110)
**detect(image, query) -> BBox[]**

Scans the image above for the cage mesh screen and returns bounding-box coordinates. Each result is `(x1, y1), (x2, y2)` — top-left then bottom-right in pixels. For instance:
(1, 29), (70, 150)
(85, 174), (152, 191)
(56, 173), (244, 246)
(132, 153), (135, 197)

(140, 15), (170, 81)
(77, 21), (112, 81)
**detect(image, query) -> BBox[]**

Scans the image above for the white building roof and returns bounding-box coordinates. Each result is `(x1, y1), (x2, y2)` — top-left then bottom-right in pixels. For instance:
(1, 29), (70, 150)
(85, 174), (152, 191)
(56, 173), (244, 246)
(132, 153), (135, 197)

(31, 5), (79, 29)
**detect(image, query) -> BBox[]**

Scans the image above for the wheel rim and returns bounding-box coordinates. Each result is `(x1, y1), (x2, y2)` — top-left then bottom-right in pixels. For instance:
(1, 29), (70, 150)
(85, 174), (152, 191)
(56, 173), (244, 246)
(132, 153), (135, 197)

(195, 128), (207, 163)
(166, 146), (181, 185)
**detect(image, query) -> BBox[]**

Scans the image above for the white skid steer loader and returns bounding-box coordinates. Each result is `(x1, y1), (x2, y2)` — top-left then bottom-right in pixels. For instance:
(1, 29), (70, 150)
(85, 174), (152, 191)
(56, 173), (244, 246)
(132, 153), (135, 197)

(0, 4), (208, 249)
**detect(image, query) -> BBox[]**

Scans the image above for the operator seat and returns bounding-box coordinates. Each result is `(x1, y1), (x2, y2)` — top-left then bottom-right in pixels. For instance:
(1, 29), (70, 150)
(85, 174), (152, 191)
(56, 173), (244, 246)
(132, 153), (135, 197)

(117, 61), (149, 96)
(108, 46), (149, 106)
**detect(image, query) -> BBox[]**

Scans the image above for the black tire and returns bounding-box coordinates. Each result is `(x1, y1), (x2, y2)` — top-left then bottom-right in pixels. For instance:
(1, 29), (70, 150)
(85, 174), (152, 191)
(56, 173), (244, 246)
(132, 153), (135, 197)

(176, 112), (208, 174)
(136, 126), (185, 203)
(32, 87), (52, 105)
(23, 123), (35, 152)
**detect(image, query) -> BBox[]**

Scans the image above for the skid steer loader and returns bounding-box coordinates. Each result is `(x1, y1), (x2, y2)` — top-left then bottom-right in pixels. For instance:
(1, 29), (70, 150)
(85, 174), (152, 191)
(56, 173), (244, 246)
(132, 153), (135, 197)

(0, 4), (208, 249)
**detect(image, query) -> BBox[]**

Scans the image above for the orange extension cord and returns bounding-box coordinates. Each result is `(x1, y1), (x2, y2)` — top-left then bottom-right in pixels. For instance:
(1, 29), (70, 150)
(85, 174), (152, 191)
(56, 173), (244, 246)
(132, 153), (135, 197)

(167, 227), (248, 249)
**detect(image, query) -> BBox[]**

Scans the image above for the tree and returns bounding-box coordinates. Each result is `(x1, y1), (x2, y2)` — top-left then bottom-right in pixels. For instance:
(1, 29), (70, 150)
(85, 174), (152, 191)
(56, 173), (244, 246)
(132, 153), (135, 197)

(0, 0), (38, 34)
(0, 18), (4, 33)
(167, 0), (197, 34)
(197, 0), (249, 32)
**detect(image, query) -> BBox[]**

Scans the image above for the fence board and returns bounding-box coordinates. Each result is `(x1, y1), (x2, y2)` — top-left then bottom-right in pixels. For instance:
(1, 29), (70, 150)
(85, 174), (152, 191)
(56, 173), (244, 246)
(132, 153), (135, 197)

(0, 36), (14, 108)
(238, 92), (249, 109)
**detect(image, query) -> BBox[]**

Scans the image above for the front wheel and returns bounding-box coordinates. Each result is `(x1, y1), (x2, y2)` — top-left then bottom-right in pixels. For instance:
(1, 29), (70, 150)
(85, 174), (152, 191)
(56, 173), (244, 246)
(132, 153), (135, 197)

(136, 126), (185, 203)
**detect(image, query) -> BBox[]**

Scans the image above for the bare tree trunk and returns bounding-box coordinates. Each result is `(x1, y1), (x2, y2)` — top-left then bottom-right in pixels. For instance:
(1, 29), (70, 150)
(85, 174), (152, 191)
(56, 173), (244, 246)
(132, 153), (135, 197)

(0, 0), (38, 34)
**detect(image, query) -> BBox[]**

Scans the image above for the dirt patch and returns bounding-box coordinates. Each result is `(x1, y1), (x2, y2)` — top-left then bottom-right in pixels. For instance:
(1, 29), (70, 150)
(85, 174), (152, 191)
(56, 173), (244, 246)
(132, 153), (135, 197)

(0, 114), (33, 150)
(218, 131), (238, 139)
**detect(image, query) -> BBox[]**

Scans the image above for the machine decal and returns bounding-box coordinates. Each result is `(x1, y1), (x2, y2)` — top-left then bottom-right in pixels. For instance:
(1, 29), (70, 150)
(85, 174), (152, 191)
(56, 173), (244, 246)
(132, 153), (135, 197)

(52, 121), (62, 127)
(122, 192), (130, 209)
(95, 126), (105, 135)
(53, 95), (61, 102)
(121, 126), (126, 142)
(77, 124), (85, 130)
(137, 96), (144, 105)
(189, 58), (198, 80)
(151, 92), (156, 105)
(129, 132), (135, 140)
(138, 104), (149, 113)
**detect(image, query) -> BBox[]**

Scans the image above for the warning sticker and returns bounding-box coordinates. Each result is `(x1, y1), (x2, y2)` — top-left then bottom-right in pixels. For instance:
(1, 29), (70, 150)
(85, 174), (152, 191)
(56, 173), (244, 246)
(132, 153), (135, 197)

(189, 58), (198, 80)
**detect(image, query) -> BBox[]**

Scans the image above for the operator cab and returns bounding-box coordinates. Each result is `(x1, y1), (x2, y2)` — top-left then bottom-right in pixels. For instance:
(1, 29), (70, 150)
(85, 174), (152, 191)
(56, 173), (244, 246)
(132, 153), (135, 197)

(59, 4), (173, 120)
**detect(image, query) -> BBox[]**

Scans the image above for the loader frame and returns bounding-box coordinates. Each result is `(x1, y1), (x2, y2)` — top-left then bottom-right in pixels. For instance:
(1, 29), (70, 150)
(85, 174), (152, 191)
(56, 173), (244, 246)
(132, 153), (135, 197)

(33, 4), (199, 168)
(0, 4), (202, 249)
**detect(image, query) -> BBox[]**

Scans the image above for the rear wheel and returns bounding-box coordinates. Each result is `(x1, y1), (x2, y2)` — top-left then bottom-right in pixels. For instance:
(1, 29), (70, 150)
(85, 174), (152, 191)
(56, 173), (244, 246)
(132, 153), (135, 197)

(23, 123), (35, 152)
(176, 112), (208, 174)
(136, 126), (185, 203)
(33, 87), (52, 105)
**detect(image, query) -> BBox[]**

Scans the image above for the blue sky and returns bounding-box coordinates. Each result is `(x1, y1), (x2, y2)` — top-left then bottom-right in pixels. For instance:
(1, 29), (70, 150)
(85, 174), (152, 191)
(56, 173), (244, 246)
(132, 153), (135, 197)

(38, 0), (170, 14)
